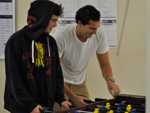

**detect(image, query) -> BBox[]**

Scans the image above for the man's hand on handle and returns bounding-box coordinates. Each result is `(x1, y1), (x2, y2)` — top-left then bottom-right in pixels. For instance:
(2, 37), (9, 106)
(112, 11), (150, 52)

(31, 105), (43, 113)
(72, 95), (90, 106)
(61, 101), (72, 110)
(107, 80), (121, 97)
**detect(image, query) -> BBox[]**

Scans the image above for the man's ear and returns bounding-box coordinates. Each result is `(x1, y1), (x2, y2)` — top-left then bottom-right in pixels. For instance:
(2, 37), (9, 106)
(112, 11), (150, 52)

(78, 20), (83, 27)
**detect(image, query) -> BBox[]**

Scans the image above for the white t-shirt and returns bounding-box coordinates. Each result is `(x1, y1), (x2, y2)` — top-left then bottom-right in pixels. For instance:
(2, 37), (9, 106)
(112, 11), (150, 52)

(53, 24), (109, 85)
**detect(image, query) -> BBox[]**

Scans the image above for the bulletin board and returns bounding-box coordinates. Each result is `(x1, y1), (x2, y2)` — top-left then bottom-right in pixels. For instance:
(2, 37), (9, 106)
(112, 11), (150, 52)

(0, 0), (15, 59)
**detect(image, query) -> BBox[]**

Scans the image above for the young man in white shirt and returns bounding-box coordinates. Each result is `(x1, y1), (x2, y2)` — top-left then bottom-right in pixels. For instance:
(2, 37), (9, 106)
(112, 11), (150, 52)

(53, 5), (121, 108)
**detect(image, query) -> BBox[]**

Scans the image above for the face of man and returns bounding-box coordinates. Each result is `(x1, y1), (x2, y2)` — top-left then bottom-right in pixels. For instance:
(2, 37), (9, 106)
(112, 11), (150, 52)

(80, 20), (100, 38)
(44, 15), (58, 34)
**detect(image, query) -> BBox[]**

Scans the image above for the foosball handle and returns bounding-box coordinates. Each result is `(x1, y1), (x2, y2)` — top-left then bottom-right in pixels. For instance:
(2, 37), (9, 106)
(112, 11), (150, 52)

(69, 105), (76, 108)
(40, 109), (44, 113)
(39, 109), (56, 113)
(84, 99), (95, 103)
(95, 98), (107, 102)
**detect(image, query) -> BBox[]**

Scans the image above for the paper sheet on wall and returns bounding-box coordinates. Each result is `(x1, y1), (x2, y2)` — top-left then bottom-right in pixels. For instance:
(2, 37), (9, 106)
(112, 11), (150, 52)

(55, 0), (117, 47)
(0, 0), (15, 59)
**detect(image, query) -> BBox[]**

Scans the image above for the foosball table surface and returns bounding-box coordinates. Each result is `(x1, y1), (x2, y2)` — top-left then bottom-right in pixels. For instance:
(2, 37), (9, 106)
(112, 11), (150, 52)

(56, 94), (145, 113)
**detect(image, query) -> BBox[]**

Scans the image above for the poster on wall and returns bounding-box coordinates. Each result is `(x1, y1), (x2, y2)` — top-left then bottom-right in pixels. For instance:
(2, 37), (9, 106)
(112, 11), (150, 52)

(0, 0), (15, 59)
(55, 0), (117, 47)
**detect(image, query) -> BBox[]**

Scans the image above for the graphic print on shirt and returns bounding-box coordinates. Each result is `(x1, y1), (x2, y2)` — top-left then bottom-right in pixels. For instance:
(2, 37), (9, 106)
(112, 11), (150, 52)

(35, 42), (45, 67)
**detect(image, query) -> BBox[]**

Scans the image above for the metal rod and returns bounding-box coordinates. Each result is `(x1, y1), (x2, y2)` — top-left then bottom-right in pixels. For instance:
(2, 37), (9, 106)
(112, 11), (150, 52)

(116, 0), (130, 55)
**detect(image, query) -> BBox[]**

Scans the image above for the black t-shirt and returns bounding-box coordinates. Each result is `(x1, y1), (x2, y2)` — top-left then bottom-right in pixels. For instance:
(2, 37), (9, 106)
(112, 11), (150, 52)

(33, 33), (49, 106)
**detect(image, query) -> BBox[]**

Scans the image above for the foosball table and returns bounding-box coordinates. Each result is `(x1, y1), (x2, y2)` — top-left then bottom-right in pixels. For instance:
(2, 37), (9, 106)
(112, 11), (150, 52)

(41, 94), (146, 113)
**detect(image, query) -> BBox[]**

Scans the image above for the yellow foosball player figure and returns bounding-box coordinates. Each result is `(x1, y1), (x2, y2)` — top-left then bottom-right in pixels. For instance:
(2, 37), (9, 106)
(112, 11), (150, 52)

(126, 104), (132, 112)
(106, 102), (111, 110)
(108, 110), (114, 113)
(93, 108), (99, 113)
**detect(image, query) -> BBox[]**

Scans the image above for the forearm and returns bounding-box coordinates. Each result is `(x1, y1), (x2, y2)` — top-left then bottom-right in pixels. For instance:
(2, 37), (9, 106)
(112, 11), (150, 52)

(96, 52), (113, 81)
(63, 82), (77, 101)
(97, 53), (121, 96)
(60, 57), (77, 100)
(101, 64), (113, 80)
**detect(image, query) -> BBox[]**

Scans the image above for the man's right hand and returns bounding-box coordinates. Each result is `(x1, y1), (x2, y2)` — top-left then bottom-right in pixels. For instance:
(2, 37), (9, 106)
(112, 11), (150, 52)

(72, 95), (90, 106)
(31, 105), (43, 113)
(63, 82), (90, 107)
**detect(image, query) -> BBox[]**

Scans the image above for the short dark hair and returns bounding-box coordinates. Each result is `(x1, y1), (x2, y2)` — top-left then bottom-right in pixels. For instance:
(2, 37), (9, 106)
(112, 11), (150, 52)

(53, 4), (63, 17)
(75, 5), (101, 25)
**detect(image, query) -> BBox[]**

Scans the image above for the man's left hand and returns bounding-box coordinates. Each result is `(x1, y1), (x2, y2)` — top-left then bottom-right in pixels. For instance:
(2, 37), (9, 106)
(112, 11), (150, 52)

(61, 101), (72, 110)
(107, 81), (121, 97)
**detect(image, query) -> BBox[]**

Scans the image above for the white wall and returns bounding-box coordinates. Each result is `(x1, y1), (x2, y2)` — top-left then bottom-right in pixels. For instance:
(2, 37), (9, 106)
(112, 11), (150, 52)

(0, 0), (147, 113)
(146, 0), (150, 112)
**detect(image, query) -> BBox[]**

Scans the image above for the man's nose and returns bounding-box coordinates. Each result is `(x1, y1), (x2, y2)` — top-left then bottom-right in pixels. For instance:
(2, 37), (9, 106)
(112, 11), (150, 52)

(54, 22), (57, 27)
(93, 29), (97, 34)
